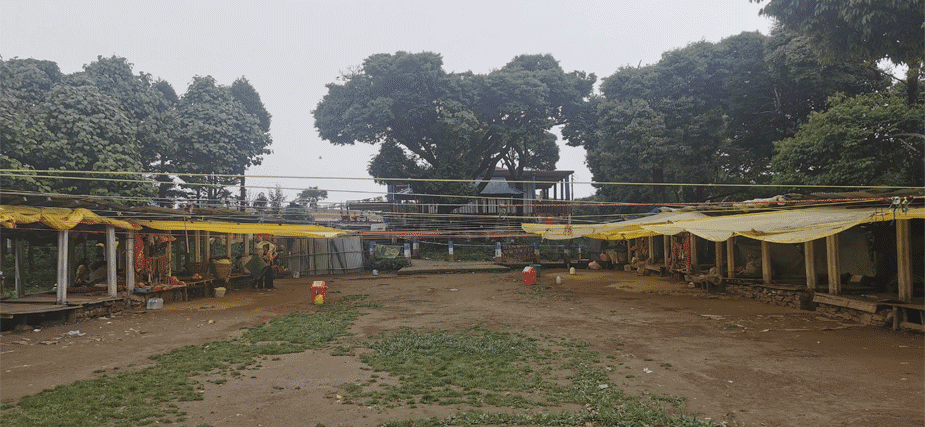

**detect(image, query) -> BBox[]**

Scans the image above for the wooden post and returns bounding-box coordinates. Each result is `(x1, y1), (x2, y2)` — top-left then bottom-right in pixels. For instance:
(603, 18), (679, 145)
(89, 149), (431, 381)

(689, 235), (699, 272)
(726, 238), (735, 279)
(647, 236), (655, 261)
(56, 230), (69, 304)
(826, 234), (841, 295)
(804, 240), (817, 290)
(761, 240), (772, 284)
(663, 235), (670, 267)
(106, 226), (117, 297)
(244, 234), (251, 258)
(67, 234), (77, 287)
(15, 239), (24, 298)
(166, 233), (172, 277)
(204, 231), (211, 261)
(896, 219), (912, 302)
(194, 230), (202, 262)
(714, 240), (723, 275)
(126, 232), (135, 292)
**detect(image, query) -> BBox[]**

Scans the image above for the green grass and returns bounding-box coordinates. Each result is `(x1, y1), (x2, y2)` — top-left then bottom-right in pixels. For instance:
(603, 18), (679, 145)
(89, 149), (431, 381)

(341, 327), (716, 426)
(0, 295), (370, 427)
(1, 293), (716, 427)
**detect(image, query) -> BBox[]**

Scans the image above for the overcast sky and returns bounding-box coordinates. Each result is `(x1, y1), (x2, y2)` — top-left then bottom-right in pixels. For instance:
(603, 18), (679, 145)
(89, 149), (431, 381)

(1, 0), (773, 204)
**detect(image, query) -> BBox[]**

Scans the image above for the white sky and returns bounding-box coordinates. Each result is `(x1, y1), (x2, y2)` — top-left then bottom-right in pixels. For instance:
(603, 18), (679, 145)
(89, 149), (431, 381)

(1, 0), (773, 204)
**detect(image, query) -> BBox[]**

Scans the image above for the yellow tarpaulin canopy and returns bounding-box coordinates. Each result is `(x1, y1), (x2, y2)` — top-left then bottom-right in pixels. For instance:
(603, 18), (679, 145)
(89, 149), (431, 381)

(134, 220), (346, 238)
(643, 207), (925, 244)
(522, 211), (708, 240)
(0, 205), (139, 231)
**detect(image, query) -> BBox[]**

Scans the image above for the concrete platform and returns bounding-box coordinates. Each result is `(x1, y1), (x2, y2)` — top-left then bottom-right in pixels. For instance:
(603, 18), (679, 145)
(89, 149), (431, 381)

(398, 260), (511, 275)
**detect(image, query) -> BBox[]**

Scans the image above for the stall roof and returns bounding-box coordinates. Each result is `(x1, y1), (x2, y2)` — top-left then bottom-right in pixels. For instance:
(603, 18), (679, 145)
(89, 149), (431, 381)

(133, 220), (344, 238)
(1, 205), (138, 231)
(523, 206), (925, 243)
(1, 192), (345, 237)
(522, 211), (708, 240)
(644, 206), (925, 243)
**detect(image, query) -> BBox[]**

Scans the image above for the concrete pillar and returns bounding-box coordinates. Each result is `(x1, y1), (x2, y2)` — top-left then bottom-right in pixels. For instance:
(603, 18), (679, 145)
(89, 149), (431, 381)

(56, 231), (69, 304)
(106, 226), (117, 297)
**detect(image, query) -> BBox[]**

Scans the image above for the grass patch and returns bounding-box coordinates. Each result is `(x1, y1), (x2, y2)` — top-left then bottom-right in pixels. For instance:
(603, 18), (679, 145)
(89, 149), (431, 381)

(342, 327), (714, 426)
(0, 295), (371, 427)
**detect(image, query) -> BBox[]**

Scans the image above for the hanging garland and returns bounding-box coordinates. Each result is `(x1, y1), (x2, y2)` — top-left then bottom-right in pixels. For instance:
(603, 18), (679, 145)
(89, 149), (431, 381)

(133, 231), (171, 276)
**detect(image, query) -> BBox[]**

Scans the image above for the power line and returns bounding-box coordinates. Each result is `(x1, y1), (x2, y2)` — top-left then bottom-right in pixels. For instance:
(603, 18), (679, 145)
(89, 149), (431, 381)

(2, 168), (918, 190)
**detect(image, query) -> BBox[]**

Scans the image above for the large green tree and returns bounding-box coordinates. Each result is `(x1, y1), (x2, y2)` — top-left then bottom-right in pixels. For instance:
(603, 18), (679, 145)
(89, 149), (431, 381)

(78, 56), (181, 201)
(1, 58), (155, 197)
(584, 31), (888, 205)
(314, 52), (593, 212)
(772, 90), (924, 186)
(174, 76), (271, 205)
(753, 0), (924, 103)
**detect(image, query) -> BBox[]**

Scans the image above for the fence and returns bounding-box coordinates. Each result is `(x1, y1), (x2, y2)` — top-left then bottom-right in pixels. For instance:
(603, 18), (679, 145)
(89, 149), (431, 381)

(283, 237), (364, 275)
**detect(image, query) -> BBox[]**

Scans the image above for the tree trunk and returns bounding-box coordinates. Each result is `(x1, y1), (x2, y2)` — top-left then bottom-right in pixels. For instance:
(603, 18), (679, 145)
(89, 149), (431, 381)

(240, 175), (247, 211)
(906, 66), (920, 105)
(652, 166), (665, 203)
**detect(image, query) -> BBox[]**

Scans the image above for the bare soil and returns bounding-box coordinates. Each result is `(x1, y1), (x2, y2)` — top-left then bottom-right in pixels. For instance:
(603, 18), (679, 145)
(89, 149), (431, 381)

(1, 267), (923, 427)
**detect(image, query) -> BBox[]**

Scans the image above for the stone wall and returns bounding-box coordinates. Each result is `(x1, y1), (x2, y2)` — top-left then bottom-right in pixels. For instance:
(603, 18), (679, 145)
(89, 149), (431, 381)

(724, 284), (810, 310)
(723, 284), (889, 327)
(75, 298), (138, 321)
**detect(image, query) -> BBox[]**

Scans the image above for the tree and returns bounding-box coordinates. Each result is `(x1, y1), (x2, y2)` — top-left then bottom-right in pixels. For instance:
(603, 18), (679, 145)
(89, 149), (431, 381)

(230, 77), (273, 207)
(585, 31), (889, 205)
(771, 90), (924, 187)
(753, 0), (924, 103)
(314, 52), (593, 212)
(297, 186), (328, 208)
(268, 185), (286, 214)
(174, 76), (271, 205)
(31, 82), (155, 197)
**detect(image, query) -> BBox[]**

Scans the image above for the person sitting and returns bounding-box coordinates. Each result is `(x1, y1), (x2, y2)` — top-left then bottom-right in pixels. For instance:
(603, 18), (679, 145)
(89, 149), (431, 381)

(87, 256), (107, 285)
(74, 258), (91, 285)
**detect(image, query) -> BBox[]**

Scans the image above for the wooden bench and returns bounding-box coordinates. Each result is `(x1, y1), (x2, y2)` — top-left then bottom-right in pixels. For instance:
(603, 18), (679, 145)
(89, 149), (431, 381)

(883, 301), (925, 331)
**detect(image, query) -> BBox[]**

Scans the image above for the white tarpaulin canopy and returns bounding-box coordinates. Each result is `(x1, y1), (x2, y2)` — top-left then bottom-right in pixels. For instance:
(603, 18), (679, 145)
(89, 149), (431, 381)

(522, 211), (708, 240)
(523, 207), (924, 243)
(643, 207), (924, 243)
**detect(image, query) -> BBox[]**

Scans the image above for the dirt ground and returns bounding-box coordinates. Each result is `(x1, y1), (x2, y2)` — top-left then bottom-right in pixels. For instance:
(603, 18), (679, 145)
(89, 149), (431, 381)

(1, 266), (923, 427)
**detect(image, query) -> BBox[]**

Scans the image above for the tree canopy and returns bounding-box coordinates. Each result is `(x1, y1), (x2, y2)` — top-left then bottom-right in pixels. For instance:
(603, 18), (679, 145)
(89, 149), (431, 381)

(583, 30), (888, 205)
(1, 56), (273, 206)
(314, 52), (594, 211)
